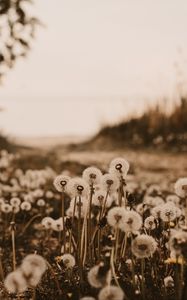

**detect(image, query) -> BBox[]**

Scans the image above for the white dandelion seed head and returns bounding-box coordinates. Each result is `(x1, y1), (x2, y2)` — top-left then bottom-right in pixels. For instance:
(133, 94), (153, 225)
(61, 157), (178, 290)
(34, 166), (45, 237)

(22, 254), (47, 276)
(45, 190), (54, 199)
(37, 199), (45, 207)
(151, 205), (163, 218)
(136, 203), (145, 216)
(98, 285), (124, 300)
(119, 210), (142, 233)
(66, 177), (89, 197)
(51, 218), (64, 231)
(166, 195), (180, 205)
(4, 269), (28, 293)
(175, 178), (187, 198)
(160, 203), (177, 222)
(101, 174), (119, 193)
(82, 166), (102, 185)
(109, 157), (130, 179)
(131, 234), (157, 258)
(1, 203), (12, 213)
(20, 201), (32, 211)
(53, 175), (70, 192)
(107, 206), (126, 228)
(41, 217), (54, 229)
(164, 276), (174, 288)
(144, 216), (156, 230)
(61, 254), (75, 268)
(169, 231), (187, 256)
(20, 261), (42, 287)
(92, 190), (113, 208)
(10, 197), (21, 207)
(87, 264), (111, 289)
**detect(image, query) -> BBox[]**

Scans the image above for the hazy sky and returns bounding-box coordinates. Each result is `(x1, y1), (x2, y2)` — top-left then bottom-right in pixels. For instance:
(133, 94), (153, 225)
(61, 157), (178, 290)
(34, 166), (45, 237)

(0, 0), (187, 137)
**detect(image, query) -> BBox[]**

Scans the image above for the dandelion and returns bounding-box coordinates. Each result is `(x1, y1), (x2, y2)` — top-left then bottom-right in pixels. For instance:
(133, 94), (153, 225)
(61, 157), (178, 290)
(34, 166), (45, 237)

(101, 174), (119, 194)
(109, 157), (130, 179)
(37, 199), (45, 207)
(92, 190), (113, 208)
(20, 201), (32, 211)
(61, 254), (75, 268)
(98, 285), (124, 300)
(107, 207), (126, 228)
(166, 195), (180, 205)
(82, 166), (102, 185)
(1, 203), (12, 213)
(131, 234), (157, 258)
(67, 177), (89, 197)
(144, 216), (156, 230)
(160, 203), (177, 222)
(175, 178), (187, 198)
(164, 276), (174, 288)
(4, 269), (27, 293)
(22, 254), (47, 275)
(10, 197), (21, 207)
(151, 205), (163, 219)
(169, 231), (187, 257)
(41, 217), (54, 229)
(52, 218), (64, 232)
(21, 261), (42, 286)
(53, 175), (70, 192)
(119, 210), (142, 233)
(87, 263), (110, 288)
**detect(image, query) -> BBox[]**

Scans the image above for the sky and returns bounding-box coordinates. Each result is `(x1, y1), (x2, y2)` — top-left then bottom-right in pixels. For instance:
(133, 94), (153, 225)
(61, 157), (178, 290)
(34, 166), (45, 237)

(0, 0), (187, 137)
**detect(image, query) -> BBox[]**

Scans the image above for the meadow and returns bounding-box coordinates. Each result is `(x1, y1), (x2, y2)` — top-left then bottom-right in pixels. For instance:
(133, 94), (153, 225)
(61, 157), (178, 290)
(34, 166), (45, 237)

(0, 147), (186, 300)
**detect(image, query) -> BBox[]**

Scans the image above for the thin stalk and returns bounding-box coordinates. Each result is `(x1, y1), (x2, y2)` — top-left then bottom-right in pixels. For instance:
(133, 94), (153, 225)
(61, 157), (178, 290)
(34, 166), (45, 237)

(10, 222), (16, 271)
(141, 258), (145, 300)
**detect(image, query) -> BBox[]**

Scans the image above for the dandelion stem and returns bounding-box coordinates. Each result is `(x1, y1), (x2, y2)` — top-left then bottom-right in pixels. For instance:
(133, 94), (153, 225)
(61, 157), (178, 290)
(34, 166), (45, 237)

(10, 222), (16, 271)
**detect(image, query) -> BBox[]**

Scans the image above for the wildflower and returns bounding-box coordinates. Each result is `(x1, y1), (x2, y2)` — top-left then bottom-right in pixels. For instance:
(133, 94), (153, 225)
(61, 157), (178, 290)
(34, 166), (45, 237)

(4, 269), (27, 293)
(12, 205), (20, 214)
(144, 216), (156, 230)
(109, 157), (130, 178)
(45, 190), (54, 199)
(119, 210), (142, 233)
(21, 261), (42, 286)
(166, 195), (180, 205)
(175, 178), (187, 198)
(164, 276), (174, 288)
(98, 285), (124, 300)
(67, 177), (89, 197)
(41, 217), (54, 229)
(160, 203), (177, 222)
(61, 254), (75, 268)
(101, 174), (119, 193)
(52, 218), (64, 231)
(92, 190), (113, 208)
(10, 197), (21, 207)
(107, 207), (126, 228)
(151, 205), (163, 218)
(82, 166), (102, 185)
(22, 254), (47, 275)
(1, 203), (12, 213)
(37, 199), (45, 207)
(87, 263), (110, 288)
(20, 201), (32, 211)
(131, 234), (157, 258)
(169, 231), (187, 257)
(53, 175), (70, 192)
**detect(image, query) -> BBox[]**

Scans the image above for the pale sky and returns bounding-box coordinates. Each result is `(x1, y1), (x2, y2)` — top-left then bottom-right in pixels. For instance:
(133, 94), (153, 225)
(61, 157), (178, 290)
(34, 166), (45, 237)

(0, 0), (187, 137)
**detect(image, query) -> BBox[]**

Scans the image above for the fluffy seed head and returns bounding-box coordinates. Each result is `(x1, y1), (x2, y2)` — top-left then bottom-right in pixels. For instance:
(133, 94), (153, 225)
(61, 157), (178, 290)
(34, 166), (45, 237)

(131, 234), (157, 258)
(66, 177), (89, 197)
(175, 178), (187, 198)
(109, 157), (130, 178)
(53, 175), (70, 192)
(101, 174), (119, 193)
(61, 254), (75, 268)
(107, 206), (126, 228)
(98, 285), (124, 300)
(119, 210), (142, 233)
(82, 167), (102, 185)
(4, 269), (27, 293)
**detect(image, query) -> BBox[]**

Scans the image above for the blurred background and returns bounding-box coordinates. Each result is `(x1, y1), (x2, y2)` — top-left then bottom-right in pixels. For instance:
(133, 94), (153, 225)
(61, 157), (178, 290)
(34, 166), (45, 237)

(0, 0), (187, 156)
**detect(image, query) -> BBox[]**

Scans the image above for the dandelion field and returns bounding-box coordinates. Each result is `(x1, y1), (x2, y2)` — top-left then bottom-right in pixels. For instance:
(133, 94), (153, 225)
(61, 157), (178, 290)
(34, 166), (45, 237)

(0, 149), (187, 300)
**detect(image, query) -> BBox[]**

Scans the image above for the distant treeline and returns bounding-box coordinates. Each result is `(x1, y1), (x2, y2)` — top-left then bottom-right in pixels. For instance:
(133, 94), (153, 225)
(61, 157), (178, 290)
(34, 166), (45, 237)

(91, 97), (187, 151)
